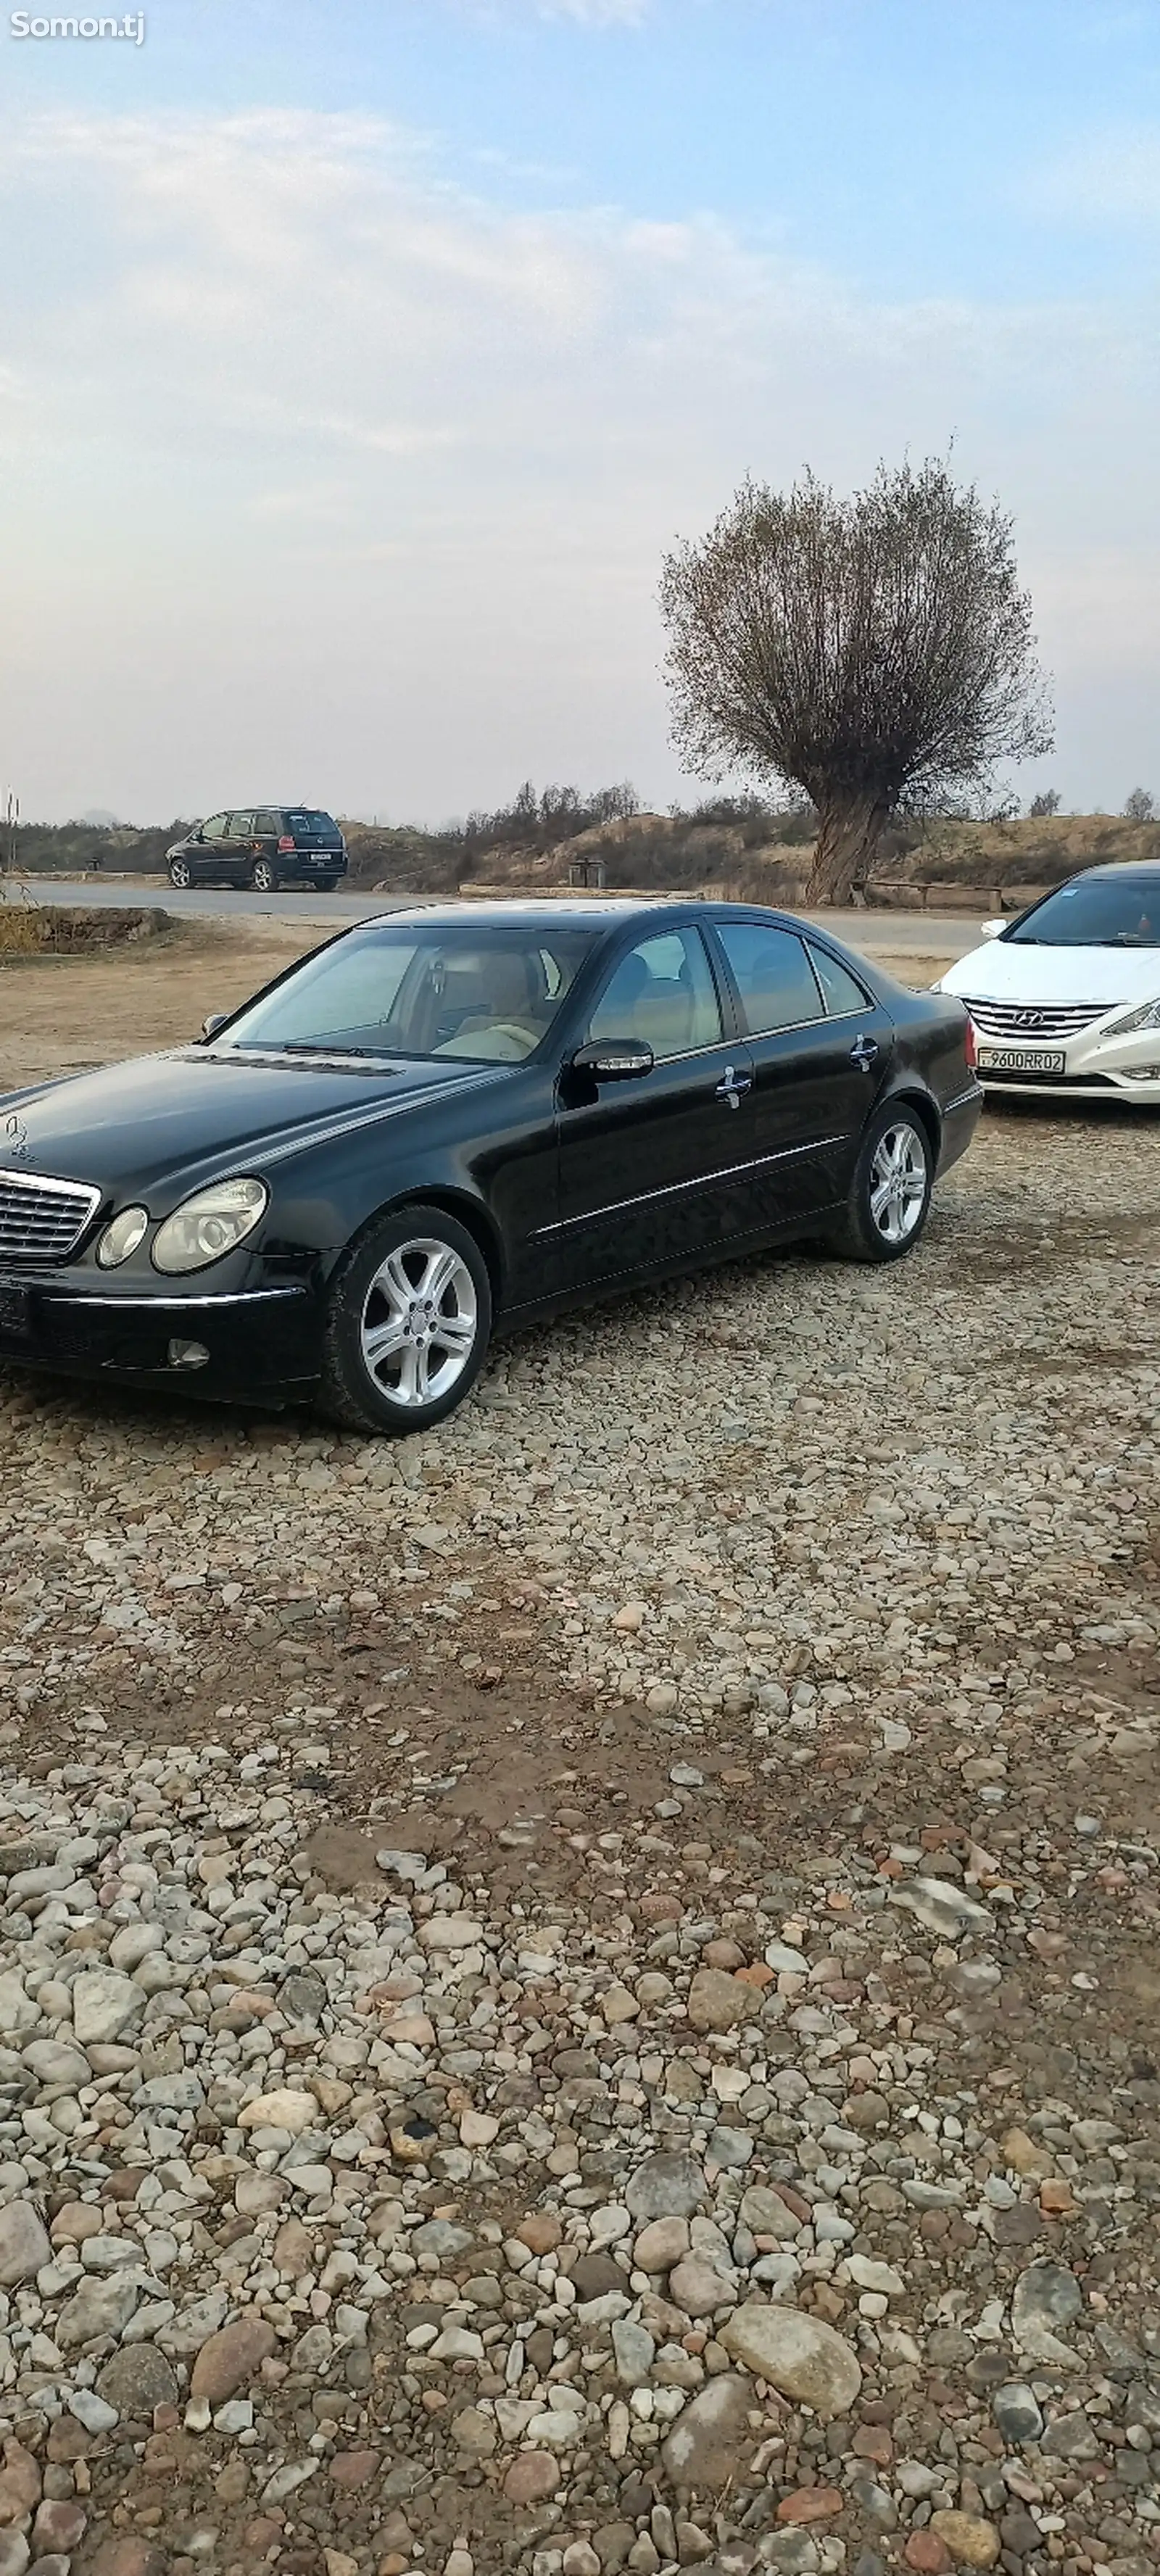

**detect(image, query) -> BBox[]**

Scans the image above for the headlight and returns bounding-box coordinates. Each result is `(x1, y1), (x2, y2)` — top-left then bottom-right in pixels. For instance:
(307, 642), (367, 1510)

(152, 1176), (268, 1275)
(96, 1206), (149, 1269)
(1110, 995), (1160, 1035)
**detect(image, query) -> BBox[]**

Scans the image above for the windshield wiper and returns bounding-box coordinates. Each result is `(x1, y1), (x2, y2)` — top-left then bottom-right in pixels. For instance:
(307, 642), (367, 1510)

(257, 1041), (401, 1061)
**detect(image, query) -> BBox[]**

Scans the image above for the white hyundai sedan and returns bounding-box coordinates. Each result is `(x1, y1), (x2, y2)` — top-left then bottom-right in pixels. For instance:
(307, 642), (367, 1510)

(940, 863), (1160, 1103)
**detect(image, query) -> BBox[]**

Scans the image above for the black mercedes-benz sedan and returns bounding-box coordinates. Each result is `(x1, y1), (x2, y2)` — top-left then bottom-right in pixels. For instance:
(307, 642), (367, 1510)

(0, 900), (982, 1433)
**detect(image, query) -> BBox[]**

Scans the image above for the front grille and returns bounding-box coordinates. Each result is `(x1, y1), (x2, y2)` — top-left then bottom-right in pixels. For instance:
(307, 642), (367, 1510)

(0, 1169), (102, 1264)
(964, 997), (1108, 1043)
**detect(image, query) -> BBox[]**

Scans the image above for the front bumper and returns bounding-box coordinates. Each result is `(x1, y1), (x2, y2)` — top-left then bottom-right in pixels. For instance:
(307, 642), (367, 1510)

(0, 1279), (322, 1404)
(979, 1067), (1160, 1102)
(962, 1009), (1160, 1103)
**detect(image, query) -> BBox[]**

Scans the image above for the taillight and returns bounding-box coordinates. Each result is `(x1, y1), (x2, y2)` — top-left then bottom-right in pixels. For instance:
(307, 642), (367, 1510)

(964, 1013), (977, 1070)
(278, 834), (295, 853)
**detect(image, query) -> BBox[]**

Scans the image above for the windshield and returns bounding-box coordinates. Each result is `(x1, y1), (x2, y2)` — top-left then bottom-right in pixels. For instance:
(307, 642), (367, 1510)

(1008, 875), (1160, 948)
(219, 922), (597, 1062)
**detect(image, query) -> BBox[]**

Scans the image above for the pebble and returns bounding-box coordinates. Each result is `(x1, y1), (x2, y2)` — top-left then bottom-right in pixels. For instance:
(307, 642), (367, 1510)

(189, 2317), (277, 2406)
(503, 2452), (560, 2505)
(0, 1109), (1153, 2576)
(720, 2303), (862, 2415)
(634, 2217), (690, 2271)
(990, 2384), (1044, 2444)
(625, 2153), (707, 2221)
(928, 2514), (1000, 2568)
(1011, 2261), (1082, 2365)
(660, 2374), (752, 2490)
(0, 2203), (51, 2287)
(70, 1969), (141, 2045)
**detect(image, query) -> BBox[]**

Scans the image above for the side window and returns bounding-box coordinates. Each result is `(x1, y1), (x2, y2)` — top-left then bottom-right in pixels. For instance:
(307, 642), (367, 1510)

(589, 927), (723, 1059)
(808, 944), (873, 1016)
(716, 924), (823, 1034)
(253, 810), (280, 837)
(228, 812), (255, 838)
(200, 813), (229, 842)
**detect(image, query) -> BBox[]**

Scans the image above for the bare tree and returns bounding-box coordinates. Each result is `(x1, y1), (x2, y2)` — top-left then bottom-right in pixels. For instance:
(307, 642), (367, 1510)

(1124, 787), (1156, 825)
(659, 460), (1053, 903)
(1029, 788), (1061, 817)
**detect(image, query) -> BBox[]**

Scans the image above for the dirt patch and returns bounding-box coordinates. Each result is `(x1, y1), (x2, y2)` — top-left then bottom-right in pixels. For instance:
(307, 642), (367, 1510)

(858, 945), (957, 987)
(0, 916), (323, 1088)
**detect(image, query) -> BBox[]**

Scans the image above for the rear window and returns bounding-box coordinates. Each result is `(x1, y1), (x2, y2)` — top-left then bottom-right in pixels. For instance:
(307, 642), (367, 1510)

(286, 810), (342, 845)
(716, 922), (824, 1034)
(808, 944), (873, 1015)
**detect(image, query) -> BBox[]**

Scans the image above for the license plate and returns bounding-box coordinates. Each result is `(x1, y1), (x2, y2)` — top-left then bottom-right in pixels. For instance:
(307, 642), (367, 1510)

(0, 1283), (30, 1336)
(977, 1046), (1066, 1074)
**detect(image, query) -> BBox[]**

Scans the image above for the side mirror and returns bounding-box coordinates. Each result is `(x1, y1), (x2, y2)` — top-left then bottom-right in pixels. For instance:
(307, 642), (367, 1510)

(980, 919), (1006, 941)
(202, 1013), (229, 1040)
(571, 1038), (655, 1081)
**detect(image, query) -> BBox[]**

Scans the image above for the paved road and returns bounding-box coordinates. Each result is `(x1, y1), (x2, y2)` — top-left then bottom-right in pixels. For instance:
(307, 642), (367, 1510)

(1, 877), (987, 958)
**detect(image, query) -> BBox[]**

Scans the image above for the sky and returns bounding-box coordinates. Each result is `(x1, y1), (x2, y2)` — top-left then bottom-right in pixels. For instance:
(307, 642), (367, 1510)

(1, 0), (1159, 826)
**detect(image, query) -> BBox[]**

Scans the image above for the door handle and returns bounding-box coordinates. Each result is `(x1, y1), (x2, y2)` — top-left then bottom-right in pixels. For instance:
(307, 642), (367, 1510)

(850, 1035), (879, 1072)
(715, 1064), (752, 1109)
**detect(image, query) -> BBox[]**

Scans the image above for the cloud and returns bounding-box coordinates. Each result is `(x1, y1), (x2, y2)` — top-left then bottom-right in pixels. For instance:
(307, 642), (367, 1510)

(0, 105), (1156, 820)
(1022, 125), (1160, 224)
(467, 0), (650, 18)
(532, 0), (650, 17)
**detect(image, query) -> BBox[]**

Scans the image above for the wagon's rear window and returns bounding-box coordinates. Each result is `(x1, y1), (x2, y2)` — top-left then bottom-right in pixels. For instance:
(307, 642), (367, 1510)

(285, 811), (344, 847)
(220, 922), (598, 1063)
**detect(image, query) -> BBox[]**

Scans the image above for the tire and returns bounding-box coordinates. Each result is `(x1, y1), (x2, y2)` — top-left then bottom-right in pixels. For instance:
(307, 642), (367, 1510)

(168, 858), (192, 888)
(318, 1202), (493, 1435)
(824, 1101), (934, 1262)
(316, 875), (339, 892)
(250, 858), (278, 892)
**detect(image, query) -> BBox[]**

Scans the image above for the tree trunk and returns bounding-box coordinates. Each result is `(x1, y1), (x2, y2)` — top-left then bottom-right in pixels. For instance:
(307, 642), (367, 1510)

(805, 791), (891, 906)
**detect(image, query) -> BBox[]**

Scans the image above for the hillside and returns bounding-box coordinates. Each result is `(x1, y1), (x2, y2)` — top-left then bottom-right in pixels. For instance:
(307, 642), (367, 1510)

(347, 808), (1160, 906)
(8, 808), (1160, 908)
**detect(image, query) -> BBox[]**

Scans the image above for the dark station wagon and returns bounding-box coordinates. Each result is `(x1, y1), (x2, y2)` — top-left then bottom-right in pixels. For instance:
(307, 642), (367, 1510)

(166, 807), (347, 893)
(0, 899), (982, 1434)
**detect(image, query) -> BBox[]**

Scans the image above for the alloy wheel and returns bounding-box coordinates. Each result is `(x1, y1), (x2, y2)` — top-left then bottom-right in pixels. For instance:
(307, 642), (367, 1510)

(869, 1121), (927, 1244)
(359, 1236), (478, 1409)
(169, 861), (191, 887)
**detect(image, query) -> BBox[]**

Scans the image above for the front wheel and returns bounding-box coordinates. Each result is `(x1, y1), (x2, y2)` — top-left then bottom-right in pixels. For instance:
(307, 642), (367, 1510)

(168, 858), (192, 888)
(824, 1102), (934, 1262)
(250, 858), (278, 892)
(318, 1203), (493, 1434)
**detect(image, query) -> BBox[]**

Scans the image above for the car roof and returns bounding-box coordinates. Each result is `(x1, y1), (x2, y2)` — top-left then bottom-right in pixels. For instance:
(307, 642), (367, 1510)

(1071, 861), (1160, 882)
(348, 897), (814, 932)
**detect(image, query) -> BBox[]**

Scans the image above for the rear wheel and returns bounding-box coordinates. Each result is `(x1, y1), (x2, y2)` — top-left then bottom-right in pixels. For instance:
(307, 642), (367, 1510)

(250, 858), (278, 892)
(318, 1202), (493, 1435)
(167, 858), (192, 888)
(824, 1102), (933, 1262)
(316, 874), (339, 891)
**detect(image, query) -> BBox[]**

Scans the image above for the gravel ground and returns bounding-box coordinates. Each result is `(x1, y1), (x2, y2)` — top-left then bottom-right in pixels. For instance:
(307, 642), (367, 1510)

(0, 1074), (1159, 2576)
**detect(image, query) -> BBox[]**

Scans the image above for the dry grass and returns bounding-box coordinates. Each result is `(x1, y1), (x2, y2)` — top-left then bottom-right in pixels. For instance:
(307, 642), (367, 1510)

(0, 901), (178, 960)
(0, 908), (43, 958)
